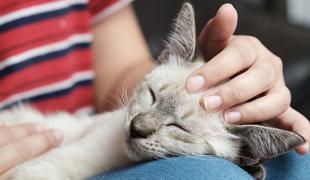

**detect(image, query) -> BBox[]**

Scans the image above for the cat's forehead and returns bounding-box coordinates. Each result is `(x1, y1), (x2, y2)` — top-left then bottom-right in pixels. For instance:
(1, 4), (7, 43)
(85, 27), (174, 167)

(145, 57), (201, 88)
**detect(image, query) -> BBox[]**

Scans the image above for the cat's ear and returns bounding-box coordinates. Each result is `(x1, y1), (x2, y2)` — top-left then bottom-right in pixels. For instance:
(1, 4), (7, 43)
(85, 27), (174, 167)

(158, 3), (196, 64)
(227, 125), (305, 166)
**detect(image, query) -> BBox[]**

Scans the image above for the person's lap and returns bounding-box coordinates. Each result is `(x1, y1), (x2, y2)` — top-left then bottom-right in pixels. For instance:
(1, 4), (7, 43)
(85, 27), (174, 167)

(89, 152), (310, 180)
(264, 151), (310, 180)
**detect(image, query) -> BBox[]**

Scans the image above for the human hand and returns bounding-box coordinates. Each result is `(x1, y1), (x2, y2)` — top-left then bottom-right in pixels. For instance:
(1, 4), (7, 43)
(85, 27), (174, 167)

(0, 122), (63, 178)
(187, 4), (309, 154)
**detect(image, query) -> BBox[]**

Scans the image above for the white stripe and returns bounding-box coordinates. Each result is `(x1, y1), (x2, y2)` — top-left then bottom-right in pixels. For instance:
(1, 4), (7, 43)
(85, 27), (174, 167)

(0, 33), (92, 71)
(0, 0), (88, 26)
(0, 70), (95, 109)
(74, 106), (95, 116)
(92, 0), (134, 24)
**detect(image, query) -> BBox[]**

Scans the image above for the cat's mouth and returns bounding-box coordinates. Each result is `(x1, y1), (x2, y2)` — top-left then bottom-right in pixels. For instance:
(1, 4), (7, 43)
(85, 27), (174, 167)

(125, 136), (170, 161)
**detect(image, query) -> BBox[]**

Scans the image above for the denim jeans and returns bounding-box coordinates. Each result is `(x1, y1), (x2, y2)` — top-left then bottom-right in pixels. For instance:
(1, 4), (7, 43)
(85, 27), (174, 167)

(89, 151), (310, 180)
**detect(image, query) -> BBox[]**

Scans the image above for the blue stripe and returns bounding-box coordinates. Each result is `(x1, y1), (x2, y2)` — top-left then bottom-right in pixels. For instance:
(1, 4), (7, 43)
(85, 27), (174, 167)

(0, 42), (90, 78)
(30, 78), (92, 101)
(0, 4), (86, 33)
(1, 78), (93, 110)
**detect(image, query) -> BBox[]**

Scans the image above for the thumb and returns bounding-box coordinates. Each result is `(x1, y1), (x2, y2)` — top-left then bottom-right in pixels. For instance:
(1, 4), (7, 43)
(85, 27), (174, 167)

(198, 3), (238, 60)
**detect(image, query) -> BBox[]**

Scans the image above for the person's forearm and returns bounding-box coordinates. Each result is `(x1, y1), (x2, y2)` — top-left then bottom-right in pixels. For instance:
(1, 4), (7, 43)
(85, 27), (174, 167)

(92, 5), (155, 112)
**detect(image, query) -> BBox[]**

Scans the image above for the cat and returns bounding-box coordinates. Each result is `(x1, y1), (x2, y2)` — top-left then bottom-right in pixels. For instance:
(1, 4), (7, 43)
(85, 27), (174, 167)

(1, 3), (305, 180)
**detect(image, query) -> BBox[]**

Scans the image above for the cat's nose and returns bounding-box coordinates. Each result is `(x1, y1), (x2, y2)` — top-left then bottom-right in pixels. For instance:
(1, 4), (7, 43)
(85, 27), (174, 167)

(130, 114), (155, 138)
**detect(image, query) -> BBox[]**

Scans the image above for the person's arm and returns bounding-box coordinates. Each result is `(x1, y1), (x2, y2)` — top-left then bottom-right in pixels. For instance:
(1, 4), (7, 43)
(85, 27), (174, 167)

(92, 5), (155, 112)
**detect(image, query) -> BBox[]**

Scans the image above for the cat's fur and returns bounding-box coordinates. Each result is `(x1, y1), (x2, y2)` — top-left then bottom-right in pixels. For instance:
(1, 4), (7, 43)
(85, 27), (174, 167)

(1, 3), (305, 180)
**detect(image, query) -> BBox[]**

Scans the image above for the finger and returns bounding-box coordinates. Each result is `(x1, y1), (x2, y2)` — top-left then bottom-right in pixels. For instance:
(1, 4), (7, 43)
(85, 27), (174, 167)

(273, 107), (310, 155)
(199, 3), (238, 60)
(223, 83), (291, 123)
(0, 123), (45, 146)
(188, 36), (260, 93)
(0, 169), (13, 180)
(0, 130), (63, 174)
(201, 59), (278, 112)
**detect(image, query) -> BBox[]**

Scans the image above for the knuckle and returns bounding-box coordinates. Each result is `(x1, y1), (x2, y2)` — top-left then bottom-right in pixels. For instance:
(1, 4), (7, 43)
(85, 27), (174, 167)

(278, 87), (291, 112)
(242, 36), (261, 49)
(256, 66), (275, 89)
(245, 36), (261, 46)
(23, 123), (41, 134)
(273, 55), (283, 71)
(293, 123), (310, 141)
(230, 36), (259, 67)
(41, 130), (58, 147)
(285, 87), (292, 103)
(12, 132), (57, 159)
(205, 62), (224, 83)
(222, 80), (243, 104)
(244, 103), (264, 122)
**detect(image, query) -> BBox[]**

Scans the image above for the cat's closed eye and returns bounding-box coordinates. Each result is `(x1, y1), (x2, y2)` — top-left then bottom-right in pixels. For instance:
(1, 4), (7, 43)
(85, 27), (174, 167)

(149, 87), (156, 105)
(166, 123), (189, 133)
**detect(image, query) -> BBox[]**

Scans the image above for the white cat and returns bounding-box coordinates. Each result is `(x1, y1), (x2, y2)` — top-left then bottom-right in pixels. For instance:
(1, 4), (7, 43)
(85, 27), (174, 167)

(1, 3), (304, 180)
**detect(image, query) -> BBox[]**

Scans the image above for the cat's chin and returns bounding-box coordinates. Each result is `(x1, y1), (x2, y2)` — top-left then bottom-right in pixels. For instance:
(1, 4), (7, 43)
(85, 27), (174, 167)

(123, 138), (144, 161)
(124, 138), (169, 162)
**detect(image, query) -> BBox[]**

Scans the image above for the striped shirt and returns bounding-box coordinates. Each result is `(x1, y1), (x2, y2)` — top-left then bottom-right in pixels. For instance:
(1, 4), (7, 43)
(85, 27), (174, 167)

(0, 0), (133, 115)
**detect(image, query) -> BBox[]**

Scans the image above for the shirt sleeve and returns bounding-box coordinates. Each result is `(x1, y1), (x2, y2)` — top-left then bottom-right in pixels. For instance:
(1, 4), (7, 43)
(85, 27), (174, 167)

(89, 0), (134, 24)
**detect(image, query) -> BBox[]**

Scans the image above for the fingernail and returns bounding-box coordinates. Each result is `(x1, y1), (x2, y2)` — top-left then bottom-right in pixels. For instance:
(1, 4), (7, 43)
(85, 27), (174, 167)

(52, 130), (63, 143)
(203, 95), (222, 111)
(300, 143), (309, 154)
(216, 6), (222, 15)
(35, 124), (45, 133)
(225, 111), (241, 123)
(216, 4), (226, 15)
(206, 18), (213, 26)
(218, 3), (234, 15)
(187, 75), (205, 93)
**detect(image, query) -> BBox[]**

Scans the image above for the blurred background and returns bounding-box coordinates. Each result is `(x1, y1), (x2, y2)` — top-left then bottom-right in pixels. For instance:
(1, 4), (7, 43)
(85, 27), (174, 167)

(133, 0), (310, 118)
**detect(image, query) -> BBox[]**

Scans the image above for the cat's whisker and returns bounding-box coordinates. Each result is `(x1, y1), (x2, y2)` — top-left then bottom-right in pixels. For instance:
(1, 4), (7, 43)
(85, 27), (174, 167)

(165, 150), (214, 162)
(155, 154), (168, 160)
(110, 93), (124, 107)
(116, 85), (130, 108)
(121, 89), (127, 106)
(121, 85), (130, 106)
(114, 88), (124, 107)
(182, 155), (210, 161)
(98, 96), (118, 109)
(124, 85), (130, 104)
(232, 155), (257, 162)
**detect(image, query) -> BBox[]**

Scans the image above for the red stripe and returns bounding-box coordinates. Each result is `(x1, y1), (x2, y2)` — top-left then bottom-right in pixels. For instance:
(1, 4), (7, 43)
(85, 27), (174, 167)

(0, 0), (120, 114)
(0, 49), (92, 100)
(89, 0), (118, 16)
(0, 0), (52, 16)
(0, 12), (90, 60)
(32, 86), (94, 113)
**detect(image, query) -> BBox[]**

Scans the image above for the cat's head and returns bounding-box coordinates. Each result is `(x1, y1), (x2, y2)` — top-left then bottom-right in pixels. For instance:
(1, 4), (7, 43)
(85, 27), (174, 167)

(124, 3), (231, 161)
(124, 3), (305, 178)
